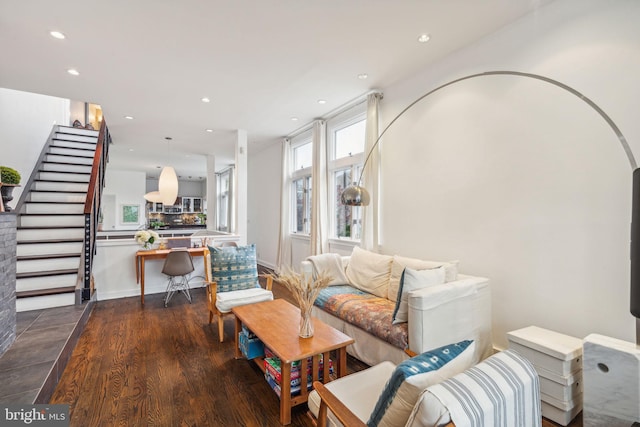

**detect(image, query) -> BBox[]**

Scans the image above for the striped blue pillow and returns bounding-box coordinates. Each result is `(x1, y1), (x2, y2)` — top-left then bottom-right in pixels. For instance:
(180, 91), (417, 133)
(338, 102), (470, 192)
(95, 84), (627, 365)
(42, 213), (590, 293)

(208, 244), (259, 293)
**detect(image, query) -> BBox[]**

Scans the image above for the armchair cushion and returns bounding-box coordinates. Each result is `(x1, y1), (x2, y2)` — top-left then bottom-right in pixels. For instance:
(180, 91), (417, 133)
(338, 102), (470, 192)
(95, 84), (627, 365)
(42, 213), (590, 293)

(215, 287), (274, 313)
(308, 360), (397, 426)
(208, 244), (259, 292)
(368, 340), (476, 427)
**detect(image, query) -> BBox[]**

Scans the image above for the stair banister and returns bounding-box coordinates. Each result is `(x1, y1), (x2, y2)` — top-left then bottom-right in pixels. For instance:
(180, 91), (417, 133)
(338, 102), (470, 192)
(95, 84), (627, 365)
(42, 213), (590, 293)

(78, 119), (111, 302)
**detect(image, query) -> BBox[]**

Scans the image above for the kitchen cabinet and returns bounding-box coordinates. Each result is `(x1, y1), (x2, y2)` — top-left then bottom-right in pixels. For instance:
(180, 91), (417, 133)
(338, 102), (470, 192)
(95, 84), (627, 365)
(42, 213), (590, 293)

(146, 202), (164, 213)
(181, 197), (203, 213)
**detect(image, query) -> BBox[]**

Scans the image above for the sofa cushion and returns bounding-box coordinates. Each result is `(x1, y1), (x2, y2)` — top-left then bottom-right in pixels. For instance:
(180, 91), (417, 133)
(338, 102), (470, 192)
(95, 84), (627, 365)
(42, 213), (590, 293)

(367, 340), (476, 427)
(345, 246), (393, 298)
(388, 255), (459, 301)
(306, 253), (350, 286)
(314, 285), (408, 350)
(208, 244), (259, 292)
(392, 266), (446, 324)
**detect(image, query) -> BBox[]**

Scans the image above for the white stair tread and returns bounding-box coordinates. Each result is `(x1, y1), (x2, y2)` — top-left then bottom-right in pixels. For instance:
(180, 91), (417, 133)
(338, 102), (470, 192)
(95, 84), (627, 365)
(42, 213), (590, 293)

(16, 293), (76, 312)
(17, 242), (83, 256)
(17, 257), (80, 274)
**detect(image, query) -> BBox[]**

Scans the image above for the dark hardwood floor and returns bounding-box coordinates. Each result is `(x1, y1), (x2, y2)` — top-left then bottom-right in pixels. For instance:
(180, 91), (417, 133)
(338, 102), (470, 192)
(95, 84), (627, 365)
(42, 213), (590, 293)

(51, 275), (580, 427)
(50, 278), (367, 426)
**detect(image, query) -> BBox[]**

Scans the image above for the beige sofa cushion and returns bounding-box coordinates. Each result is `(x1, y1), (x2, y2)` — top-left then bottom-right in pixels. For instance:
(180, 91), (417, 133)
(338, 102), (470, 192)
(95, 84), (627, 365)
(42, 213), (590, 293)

(345, 246), (393, 298)
(388, 255), (459, 301)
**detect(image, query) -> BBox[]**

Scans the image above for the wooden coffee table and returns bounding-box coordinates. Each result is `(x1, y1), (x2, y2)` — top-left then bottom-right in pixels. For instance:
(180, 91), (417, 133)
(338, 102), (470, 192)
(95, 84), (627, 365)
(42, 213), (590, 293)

(232, 299), (354, 425)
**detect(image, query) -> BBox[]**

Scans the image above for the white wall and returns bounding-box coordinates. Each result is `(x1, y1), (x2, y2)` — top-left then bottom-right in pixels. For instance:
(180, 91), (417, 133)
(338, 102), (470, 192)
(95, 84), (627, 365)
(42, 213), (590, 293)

(93, 240), (206, 301)
(248, 0), (640, 349)
(247, 140), (281, 268)
(103, 169), (147, 230)
(145, 178), (205, 197)
(0, 88), (70, 202)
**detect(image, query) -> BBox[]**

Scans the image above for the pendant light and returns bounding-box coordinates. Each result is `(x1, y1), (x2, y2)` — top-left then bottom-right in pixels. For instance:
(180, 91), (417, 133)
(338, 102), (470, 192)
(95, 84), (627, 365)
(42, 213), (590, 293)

(144, 137), (179, 205)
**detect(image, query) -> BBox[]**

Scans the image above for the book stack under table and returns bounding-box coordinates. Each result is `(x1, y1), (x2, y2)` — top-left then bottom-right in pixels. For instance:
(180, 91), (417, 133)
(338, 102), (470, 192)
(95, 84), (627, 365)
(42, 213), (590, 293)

(238, 323), (334, 398)
(507, 326), (583, 426)
(263, 347), (333, 398)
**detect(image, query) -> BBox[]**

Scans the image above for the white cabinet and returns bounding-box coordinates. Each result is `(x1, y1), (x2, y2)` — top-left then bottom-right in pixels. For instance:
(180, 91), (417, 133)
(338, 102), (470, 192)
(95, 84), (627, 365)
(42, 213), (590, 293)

(181, 197), (203, 213)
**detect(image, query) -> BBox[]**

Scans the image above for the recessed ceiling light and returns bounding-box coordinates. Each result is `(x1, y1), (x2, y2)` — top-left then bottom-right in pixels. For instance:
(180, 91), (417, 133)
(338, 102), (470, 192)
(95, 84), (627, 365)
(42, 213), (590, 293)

(318, 99), (327, 105)
(50, 31), (65, 39)
(206, 129), (214, 133)
(124, 115), (134, 120)
(358, 73), (368, 80)
(201, 97), (211, 103)
(291, 117), (299, 121)
(417, 34), (431, 43)
(67, 69), (79, 76)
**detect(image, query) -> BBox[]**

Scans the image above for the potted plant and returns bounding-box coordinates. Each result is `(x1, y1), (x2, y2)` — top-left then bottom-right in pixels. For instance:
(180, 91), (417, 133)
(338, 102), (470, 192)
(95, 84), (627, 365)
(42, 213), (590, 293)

(0, 166), (21, 212)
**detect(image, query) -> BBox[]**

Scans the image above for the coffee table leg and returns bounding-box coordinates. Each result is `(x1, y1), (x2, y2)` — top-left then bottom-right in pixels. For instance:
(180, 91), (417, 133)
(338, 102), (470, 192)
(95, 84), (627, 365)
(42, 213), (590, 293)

(234, 316), (241, 359)
(337, 347), (347, 378)
(280, 361), (292, 425)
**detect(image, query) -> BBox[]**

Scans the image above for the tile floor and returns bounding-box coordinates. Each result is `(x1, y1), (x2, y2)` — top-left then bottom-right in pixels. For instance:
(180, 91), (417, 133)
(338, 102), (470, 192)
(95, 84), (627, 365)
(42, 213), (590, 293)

(0, 303), (92, 404)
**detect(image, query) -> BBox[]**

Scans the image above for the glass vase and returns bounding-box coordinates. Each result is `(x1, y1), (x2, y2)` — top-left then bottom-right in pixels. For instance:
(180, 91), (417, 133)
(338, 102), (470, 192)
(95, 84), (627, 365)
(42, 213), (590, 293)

(299, 308), (314, 338)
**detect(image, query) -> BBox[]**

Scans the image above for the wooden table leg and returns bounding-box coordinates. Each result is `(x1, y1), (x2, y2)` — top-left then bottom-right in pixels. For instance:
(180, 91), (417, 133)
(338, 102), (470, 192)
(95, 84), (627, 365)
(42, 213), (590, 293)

(336, 347), (347, 378)
(280, 361), (292, 425)
(140, 257), (145, 305)
(234, 316), (242, 359)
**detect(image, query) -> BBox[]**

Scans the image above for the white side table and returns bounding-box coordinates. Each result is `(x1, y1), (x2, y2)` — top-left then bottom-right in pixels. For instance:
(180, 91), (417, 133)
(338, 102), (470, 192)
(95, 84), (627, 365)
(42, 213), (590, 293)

(507, 326), (583, 426)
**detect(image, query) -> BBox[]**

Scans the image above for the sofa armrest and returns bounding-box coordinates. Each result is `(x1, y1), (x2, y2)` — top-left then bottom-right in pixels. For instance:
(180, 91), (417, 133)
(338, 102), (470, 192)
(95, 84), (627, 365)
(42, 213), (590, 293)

(407, 275), (492, 363)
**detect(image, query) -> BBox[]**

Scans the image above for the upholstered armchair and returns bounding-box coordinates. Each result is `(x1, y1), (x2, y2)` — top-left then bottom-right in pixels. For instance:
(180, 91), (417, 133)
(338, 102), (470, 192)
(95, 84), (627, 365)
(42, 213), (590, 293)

(308, 345), (541, 427)
(204, 244), (273, 342)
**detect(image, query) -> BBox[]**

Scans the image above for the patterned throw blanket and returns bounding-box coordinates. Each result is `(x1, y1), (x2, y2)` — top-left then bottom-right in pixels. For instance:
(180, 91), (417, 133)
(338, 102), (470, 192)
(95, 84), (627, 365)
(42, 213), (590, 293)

(314, 285), (408, 350)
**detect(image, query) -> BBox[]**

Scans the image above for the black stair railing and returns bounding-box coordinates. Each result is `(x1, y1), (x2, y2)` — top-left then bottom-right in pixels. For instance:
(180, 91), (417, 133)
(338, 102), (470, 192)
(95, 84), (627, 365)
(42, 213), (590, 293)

(78, 119), (111, 302)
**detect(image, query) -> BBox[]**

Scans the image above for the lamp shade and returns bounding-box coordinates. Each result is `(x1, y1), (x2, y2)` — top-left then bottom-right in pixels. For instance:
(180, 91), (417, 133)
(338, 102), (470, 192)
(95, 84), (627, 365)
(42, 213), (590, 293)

(158, 166), (178, 205)
(144, 191), (163, 203)
(341, 184), (370, 206)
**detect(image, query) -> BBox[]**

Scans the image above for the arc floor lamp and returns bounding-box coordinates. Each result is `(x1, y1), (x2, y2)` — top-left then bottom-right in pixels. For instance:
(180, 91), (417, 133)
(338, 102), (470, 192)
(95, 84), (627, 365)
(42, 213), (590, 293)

(340, 70), (640, 340)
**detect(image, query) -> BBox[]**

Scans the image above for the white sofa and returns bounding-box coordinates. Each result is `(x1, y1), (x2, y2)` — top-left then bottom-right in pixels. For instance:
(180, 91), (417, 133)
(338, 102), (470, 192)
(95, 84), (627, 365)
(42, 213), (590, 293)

(302, 247), (492, 367)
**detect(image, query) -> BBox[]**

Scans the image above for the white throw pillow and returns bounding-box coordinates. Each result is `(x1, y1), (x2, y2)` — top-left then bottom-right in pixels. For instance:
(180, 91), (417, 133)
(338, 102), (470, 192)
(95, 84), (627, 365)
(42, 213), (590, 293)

(392, 266), (445, 324)
(388, 255), (459, 301)
(345, 246), (393, 298)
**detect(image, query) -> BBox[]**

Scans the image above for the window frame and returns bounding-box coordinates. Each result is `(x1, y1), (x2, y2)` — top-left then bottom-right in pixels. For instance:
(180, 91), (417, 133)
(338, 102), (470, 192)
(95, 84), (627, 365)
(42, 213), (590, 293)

(327, 106), (367, 241)
(290, 131), (313, 236)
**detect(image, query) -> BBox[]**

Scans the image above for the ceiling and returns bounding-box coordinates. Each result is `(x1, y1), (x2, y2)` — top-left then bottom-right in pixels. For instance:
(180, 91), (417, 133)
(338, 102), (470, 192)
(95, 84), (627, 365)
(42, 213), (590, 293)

(0, 0), (551, 180)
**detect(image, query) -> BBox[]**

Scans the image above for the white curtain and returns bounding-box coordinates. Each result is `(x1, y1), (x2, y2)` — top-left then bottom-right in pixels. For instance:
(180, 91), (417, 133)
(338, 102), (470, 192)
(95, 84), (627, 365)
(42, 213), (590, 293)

(276, 138), (292, 272)
(310, 120), (328, 255)
(360, 92), (382, 251)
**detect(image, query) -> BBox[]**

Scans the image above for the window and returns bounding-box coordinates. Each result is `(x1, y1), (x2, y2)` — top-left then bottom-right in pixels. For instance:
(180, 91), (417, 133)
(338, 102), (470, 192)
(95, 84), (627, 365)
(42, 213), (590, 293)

(328, 112), (366, 240)
(290, 135), (313, 234)
(292, 175), (312, 233)
(216, 168), (233, 232)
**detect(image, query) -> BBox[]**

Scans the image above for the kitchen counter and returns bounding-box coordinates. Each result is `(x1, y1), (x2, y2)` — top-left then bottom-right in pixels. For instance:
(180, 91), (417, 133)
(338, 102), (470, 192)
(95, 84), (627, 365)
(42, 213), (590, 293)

(97, 228), (229, 240)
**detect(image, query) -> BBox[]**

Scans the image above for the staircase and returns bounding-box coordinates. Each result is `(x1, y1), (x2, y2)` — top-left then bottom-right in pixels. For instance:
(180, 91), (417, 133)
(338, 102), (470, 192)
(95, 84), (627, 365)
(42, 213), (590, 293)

(15, 125), (107, 312)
